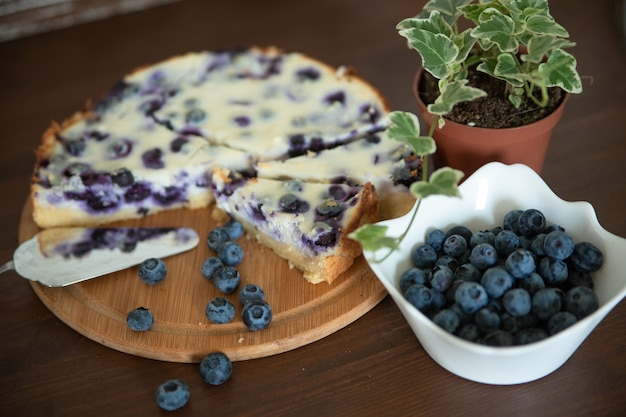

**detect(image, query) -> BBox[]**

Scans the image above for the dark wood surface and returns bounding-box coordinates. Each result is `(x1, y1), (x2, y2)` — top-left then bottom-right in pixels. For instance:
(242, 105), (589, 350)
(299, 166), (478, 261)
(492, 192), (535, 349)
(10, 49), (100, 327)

(1, 0), (625, 416)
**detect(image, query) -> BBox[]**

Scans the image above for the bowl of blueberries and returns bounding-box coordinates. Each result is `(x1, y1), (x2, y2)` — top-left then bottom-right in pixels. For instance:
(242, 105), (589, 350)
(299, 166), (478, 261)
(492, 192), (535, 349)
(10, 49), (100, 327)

(363, 162), (626, 385)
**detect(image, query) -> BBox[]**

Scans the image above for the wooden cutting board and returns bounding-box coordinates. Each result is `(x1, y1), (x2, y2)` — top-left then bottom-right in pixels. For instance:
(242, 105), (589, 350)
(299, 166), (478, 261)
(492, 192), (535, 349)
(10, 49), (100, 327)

(19, 200), (387, 363)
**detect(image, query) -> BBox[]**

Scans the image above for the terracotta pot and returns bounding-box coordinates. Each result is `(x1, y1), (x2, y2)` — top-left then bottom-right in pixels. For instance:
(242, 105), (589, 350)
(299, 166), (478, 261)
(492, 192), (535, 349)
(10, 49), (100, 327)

(413, 70), (568, 177)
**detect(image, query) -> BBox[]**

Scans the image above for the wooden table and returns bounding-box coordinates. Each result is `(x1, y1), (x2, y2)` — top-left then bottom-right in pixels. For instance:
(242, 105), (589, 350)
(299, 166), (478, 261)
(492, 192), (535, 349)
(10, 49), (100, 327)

(1, 0), (625, 415)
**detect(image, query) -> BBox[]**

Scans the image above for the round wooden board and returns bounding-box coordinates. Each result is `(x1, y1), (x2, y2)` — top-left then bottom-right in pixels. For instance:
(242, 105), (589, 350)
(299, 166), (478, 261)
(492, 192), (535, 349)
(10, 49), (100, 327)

(19, 200), (387, 363)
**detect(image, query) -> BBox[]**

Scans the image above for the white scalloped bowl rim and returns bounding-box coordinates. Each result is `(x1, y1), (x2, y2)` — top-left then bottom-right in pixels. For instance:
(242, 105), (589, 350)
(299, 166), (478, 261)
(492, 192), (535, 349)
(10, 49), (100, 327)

(364, 162), (626, 385)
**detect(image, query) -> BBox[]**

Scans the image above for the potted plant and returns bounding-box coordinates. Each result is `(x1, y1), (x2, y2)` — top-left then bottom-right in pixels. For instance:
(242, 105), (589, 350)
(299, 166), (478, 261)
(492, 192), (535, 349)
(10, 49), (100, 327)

(397, 0), (583, 175)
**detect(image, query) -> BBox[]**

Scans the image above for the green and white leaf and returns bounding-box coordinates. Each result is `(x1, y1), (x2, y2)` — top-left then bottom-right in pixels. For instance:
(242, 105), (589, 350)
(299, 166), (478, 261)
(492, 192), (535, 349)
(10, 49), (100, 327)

(481, 53), (526, 87)
(348, 224), (398, 253)
(538, 48), (582, 93)
(523, 35), (576, 63)
(525, 14), (569, 37)
(424, 0), (473, 18)
(387, 111), (436, 156)
(428, 79), (487, 115)
(410, 167), (463, 199)
(399, 28), (459, 79)
(471, 11), (519, 52)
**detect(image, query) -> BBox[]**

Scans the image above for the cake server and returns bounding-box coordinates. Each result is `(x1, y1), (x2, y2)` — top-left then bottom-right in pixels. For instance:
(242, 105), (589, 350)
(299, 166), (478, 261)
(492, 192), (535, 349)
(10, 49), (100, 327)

(1, 227), (199, 287)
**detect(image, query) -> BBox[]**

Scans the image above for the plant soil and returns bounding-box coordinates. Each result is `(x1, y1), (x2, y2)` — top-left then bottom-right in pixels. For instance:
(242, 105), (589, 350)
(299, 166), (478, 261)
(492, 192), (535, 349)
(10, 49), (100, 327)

(418, 67), (566, 129)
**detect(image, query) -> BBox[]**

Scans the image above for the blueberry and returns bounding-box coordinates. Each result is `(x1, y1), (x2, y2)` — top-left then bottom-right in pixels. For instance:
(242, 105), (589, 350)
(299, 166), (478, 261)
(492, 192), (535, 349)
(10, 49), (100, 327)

(454, 282), (488, 314)
(426, 228), (445, 251)
(517, 209), (546, 237)
(238, 283), (266, 305)
(186, 108), (207, 124)
(543, 231), (575, 260)
(566, 269), (594, 290)
(494, 230), (520, 257)
(278, 193), (310, 214)
(517, 272), (546, 295)
(218, 241), (244, 266)
(443, 234), (467, 258)
(480, 266), (513, 299)
(444, 225), (472, 244)
(432, 309), (460, 333)
(538, 257), (568, 285)
(404, 284), (433, 313)
(64, 139), (86, 156)
(170, 137), (189, 152)
(142, 148), (164, 169)
(502, 288), (532, 317)
(399, 268), (427, 293)
(435, 255), (459, 271)
(201, 256), (224, 280)
(469, 230), (495, 247)
(212, 266), (241, 294)
(155, 379), (190, 411)
(124, 182), (151, 202)
(529, 233), (547, 257)
(126, 307), (154, 331)
(570, 241), (604, 272)
(430, 265), (454, 292)
(505, 248), (536, 278)
(454, 263), (482, 282)
(207, 227), (230, 252)
(503, 209), (523, 233)
(514, 328), (549, 345)
(199, 352), (232, 385)
(547, 311), (578, 335)
(138, 258), (167, 284)
(431, 290), (447, 310)
(242, 300), (273, 331)
(106, 138), (133, 159)
(223, 219), (244, 240)
(206, 297), (236, 324)
(564, 286), (599, 319)
(532, 288), (563, 321)
(412, 244), (438, 269)
(474, 306), (501, 333)
(481, 330), (514, 346)
(457, 323), (481, 342)
(111, 168), (134, 187)
(469, 243), (498, 270)
(316, 199), (344, 219)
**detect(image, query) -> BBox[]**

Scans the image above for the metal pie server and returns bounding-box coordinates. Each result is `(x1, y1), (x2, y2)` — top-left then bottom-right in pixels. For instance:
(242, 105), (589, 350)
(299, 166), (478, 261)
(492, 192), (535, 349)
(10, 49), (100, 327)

(1, 227), (199, 287)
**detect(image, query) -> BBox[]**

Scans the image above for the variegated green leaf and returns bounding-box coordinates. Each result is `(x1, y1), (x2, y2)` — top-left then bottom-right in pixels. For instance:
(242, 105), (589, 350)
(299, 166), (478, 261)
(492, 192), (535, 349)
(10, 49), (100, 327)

(524, 35), (576, 63)
(410, 167), (463, 199)
(428, 79), (487, 115)
(538, 48), (582, 93)
(491, 53), (526, 87)
(526, 14), (569, 37)
(471, 11), (519, 52)
(348, 224), (398, 252)
(387, 111), (436, 156)
(424, 0), (473, 18)
(399, 28), (459, 79)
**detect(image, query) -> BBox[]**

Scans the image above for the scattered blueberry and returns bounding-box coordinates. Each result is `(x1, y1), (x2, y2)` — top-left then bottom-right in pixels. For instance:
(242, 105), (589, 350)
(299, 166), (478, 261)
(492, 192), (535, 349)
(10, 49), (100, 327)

(426, 228), (445, 252)
(564, 286), (599, 319)
(481, 330), (514, 346)
(207, 227), (230, 251)
(242, 300), (273, 331)
(138, 258), (167, 284)
(126, 307), (154, 331)
(516, 209), (546, 237)
(505, 248), (536, 278)
(531, 288), (563, 321)
(443, 234), (467, 258)
(430, 265), (454, 293)
(206, 297), (236, 324)
(503, 209), (523, 233)
(547, 311), (578, 335)
(494, 230), (520, 257)
(502, 288), (532, 317)
(223, 219), (244, 240)
(201, 256), (223, 281)
(238, 283), (266, 305)
(514, 327), (549, 345)
(538, 256), (568, 285)
(199, 352), (232, 385)
(212, 266), (241, 294)
(480, 266), (513, 299)
(278, 193), (310, 214)
(218, 241), (244, 266)
(155, 379), (190, 411)
(469, 243), (498, 270)
(474, 306), (501, 333)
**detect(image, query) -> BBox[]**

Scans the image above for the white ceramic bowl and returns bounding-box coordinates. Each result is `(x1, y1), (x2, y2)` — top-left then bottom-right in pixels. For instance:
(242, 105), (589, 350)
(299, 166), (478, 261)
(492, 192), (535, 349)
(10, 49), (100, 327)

(364, 162), (626, 385)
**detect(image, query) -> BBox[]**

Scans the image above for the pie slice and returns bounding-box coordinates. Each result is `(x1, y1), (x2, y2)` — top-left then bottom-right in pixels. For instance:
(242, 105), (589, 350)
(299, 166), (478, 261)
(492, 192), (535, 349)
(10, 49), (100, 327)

(211, 168), (379, 284)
